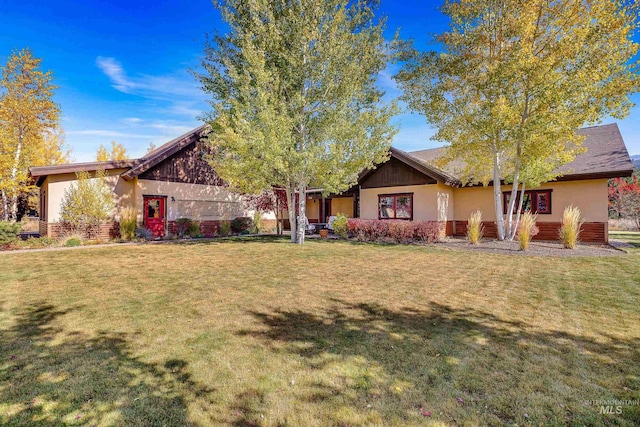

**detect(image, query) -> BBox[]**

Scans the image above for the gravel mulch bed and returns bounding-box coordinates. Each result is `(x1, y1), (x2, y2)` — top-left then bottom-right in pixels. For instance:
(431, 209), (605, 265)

(435, 237), (624, 257)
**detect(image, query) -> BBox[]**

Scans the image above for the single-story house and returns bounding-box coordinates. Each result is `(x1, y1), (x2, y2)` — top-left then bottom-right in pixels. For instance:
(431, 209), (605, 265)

(30, 122), (634, 243)
(30, 125), (274, 238)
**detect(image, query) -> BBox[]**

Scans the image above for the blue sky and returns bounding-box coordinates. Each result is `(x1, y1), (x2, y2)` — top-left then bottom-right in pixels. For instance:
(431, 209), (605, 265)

(1, 0), (639, 162)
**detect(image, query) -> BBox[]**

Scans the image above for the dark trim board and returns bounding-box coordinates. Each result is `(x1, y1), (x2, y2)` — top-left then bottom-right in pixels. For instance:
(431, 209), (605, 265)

(359, 147), (461, 188)
(452, 220), (607, 243)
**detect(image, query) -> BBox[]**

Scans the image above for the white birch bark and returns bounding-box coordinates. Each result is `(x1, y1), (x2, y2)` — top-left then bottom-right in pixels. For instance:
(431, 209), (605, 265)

(511, 184), (526, 238)
(285, 184), (297, 243)
(296, 183), (306, 245)
(493, 151), (505, 240)
(7, 131), (23, 221)
(505, 141), (523, 240)
(1, 190), (8, 221)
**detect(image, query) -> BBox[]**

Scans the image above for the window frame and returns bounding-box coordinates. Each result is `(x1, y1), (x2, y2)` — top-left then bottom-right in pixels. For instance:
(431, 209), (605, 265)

(503, 189), (552, 215)
(40, 189), (46, 221)
(378, 193), (414, 220)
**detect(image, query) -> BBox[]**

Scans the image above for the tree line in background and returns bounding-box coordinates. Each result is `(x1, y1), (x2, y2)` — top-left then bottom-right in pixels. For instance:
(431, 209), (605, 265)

(609, 168), (640, 230)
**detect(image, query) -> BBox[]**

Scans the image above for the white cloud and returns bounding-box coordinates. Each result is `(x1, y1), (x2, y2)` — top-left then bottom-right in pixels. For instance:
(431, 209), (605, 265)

(96, 56), (204, 99)
(122, 117), (144, 124)
(96, 57), (135, 93)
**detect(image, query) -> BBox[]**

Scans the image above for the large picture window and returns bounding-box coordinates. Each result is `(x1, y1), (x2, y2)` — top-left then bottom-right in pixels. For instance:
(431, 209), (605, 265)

(503, 190), (552, 214)
(378, 193), (413, 220)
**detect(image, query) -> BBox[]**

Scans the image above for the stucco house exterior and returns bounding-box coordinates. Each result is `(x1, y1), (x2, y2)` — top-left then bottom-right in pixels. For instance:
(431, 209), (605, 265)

(30, 125), (273, 238)
(30, 122), (634, 243)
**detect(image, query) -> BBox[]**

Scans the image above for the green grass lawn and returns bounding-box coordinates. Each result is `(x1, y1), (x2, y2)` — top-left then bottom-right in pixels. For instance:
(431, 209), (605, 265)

(1, 237), (639, 426)
(610, 231), (640, 253)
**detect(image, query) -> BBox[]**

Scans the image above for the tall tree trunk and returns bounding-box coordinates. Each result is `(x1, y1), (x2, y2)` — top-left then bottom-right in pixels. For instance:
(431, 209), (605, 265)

(1, 190), (8, 221)
(505, 141), (522, 240)
(9, 196), (18, 222)
(285, 184), (297, 243)
(511, 183), (526, 238)
(493, 151), (505, 240)
(296, 183), (306, 245)
(8, 131), (24, 222)
(276, 205), (282, 235)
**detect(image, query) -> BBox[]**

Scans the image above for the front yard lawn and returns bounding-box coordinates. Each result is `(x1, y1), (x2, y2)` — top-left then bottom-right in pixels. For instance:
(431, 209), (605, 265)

(1, 237), (639, 426)
(610, 231), (640, 253)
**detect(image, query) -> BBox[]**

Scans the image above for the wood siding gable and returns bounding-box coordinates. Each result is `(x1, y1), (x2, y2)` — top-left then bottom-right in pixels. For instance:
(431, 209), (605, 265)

(139, 141), (224, 185)
(361, 157), (437, 189)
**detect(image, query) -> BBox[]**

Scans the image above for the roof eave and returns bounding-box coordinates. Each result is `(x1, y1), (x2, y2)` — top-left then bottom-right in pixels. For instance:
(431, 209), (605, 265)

(29, 160), (139, 187)
(554, 169), (635, 181)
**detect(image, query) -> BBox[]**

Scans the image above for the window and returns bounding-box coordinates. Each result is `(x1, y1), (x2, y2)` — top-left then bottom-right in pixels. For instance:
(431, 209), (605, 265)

(147, 199), (160, 218)
(503, 190), (552, 214)
(40, 189), (46, 221)
(378, 193), (413, 220)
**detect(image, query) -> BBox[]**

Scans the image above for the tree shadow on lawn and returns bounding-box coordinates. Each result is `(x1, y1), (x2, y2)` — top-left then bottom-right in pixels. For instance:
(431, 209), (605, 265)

(240, 300), (640, 426)
(0, 302), (210, 426)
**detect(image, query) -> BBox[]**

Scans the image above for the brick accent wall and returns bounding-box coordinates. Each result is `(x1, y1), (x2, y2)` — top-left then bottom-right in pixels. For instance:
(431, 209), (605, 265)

(166, 219), (278, 237)
(452, 221), (607, 243)
(40, 221), (120, 240)
(167, 220), (228, 238)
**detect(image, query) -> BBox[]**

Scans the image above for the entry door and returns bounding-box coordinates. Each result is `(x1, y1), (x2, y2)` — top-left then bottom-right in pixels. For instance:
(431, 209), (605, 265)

(323, 199), (332, 222)
(144, 197), (165, 237)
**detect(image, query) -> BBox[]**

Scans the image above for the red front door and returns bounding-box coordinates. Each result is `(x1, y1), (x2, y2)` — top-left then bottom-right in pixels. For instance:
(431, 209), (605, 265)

(144, 197), (165, 237)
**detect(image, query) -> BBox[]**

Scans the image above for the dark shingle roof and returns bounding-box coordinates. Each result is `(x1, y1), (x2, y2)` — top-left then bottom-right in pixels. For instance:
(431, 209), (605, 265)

(406, 123), (634, 181)
(558, 123), (634, 177)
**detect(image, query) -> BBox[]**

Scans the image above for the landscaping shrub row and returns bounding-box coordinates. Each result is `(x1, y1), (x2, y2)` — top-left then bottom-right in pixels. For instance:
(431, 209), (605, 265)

(346, 218), (441, 243)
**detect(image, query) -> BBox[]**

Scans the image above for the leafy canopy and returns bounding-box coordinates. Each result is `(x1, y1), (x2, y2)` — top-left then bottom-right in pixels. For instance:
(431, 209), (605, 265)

(397, 0), (639, 188)
(397, 0), (639, 240)
(0, 48), (62, 219)
(198, 0), (398, 196)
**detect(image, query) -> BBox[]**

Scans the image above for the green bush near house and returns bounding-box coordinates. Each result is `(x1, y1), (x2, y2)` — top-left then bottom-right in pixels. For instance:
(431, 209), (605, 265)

(332, 213), (348, 239)
(219, 221), (232, 237)
(231, 217), (253, 234)
(63, 237), (82, 247)
(0, 221), (21, 244)
(187, 220), (201, 238)
(20, 237), (58, 248)
(175, 218), (191, 238)
(60, 168), (115, 238)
